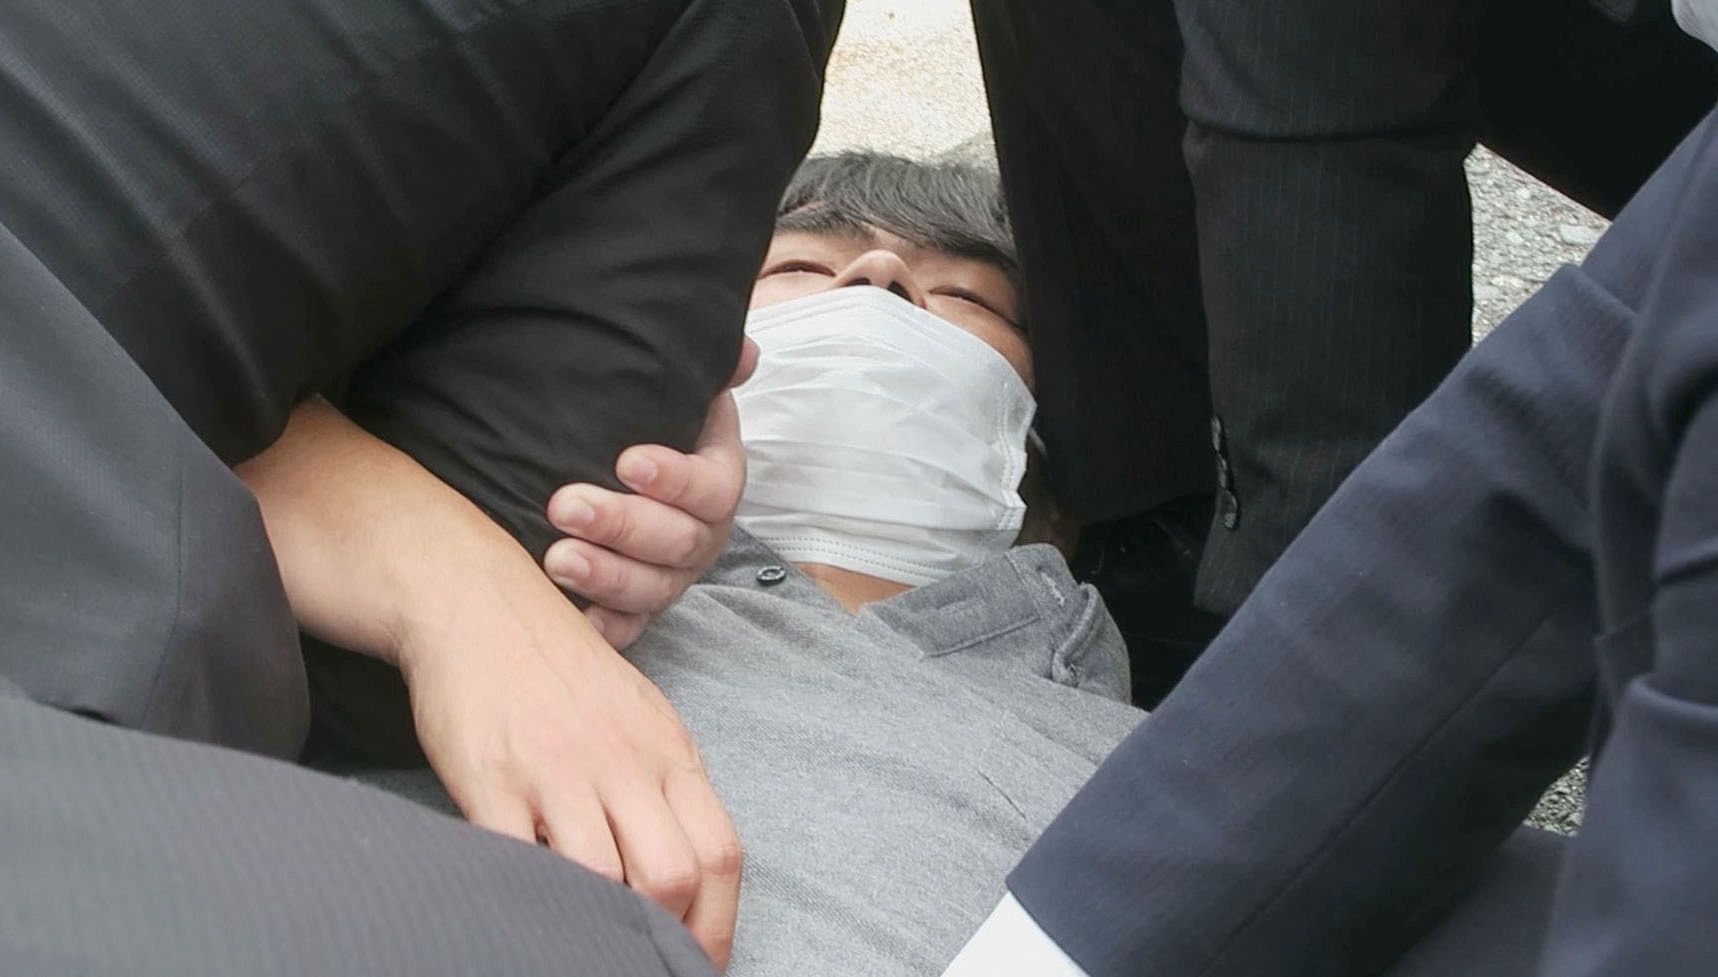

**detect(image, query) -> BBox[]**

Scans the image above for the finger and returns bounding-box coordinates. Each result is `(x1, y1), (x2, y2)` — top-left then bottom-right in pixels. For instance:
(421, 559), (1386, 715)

(729, 337), (759, 389)
(458, 788), (539, 848)
(665, 771), (743, 971)
(545, 539), (689, 615)
(605, 781), (703, 922)
(547, 483), (713, 569)
(693, 389), (743, 461)
(585, 606), (649, 650)
(616, 403), (744, 525)
(539, 786), (626, 885)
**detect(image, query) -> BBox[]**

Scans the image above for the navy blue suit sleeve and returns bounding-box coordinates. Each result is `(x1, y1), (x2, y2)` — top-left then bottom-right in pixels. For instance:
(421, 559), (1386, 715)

(1007, 115), (1718, 977)
(1536, 133), (1718, 976)
(1537, 398), (1718, 976)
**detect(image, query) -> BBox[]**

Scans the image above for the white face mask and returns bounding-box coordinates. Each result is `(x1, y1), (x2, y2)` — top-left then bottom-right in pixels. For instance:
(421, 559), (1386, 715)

(1677, 0), (1718, 51)
(733, 286), (1037, 587)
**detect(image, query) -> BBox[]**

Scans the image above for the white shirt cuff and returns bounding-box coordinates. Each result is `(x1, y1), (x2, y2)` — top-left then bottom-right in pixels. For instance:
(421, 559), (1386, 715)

(940, 892), (1091, 977)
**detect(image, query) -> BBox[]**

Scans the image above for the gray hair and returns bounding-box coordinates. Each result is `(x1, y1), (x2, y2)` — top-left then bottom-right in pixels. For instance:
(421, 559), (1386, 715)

(776, 152), (1017, 276)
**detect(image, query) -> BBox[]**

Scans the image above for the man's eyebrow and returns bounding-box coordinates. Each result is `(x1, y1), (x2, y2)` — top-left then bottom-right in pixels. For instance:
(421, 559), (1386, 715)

(773, 215), (891, 249)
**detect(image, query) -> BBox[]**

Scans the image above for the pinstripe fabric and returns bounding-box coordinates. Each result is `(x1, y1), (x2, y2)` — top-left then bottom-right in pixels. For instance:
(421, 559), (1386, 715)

(0, 688), (712, 977)
(1186, 0), (1717, 613)
(975, 0), (1716, 619)
(1188, 127), (1476, 611)
(970, 0), (1213, 524)
(1163, 0), (1482, 614)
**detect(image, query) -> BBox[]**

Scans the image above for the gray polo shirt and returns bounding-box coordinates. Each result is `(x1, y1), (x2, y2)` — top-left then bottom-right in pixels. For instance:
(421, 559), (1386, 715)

(366, 530), (1145, 976)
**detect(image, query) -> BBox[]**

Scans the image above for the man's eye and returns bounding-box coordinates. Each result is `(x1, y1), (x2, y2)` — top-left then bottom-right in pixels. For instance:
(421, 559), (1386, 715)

(934, 287), (1016, 326)
(761, 260), (835, 278)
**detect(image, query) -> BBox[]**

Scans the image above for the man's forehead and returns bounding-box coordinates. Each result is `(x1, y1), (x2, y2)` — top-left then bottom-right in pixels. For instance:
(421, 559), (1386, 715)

(774, 226), (936, 259)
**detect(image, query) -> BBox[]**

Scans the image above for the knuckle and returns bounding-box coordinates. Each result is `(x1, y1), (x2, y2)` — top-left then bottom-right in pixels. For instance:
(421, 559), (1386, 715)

(668, 525), (706, 567)
(717, 467), (745, 509)
(644, 572), (682, 613)
(589, 555), (629, 600)
(661, 462), (695, 506)
(518, 729), (576, 768)
(662, 726), (701, 762)
(637, 860), (701, 906)
(567, 495), (602, 540)
(604, 501), (636, 549)
(466, 737), (534, 785)
(701, 928), (735, 967)
(584, 606), (614, 641)
(589, 855), (626, 884)
(699, 834), (744, 881)
(559, 488), (611, 540)
(616, 614), (650, 648)
(600, 612), (642, 650)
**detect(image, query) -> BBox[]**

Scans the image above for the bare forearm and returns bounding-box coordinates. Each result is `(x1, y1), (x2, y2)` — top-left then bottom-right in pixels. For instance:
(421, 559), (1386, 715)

(235, 397), (564, 664)
(236, 397), (743, 961)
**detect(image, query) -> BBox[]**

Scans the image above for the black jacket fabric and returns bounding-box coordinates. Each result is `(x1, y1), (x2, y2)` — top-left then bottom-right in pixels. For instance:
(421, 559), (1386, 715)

(0, 0), (840, 749)
(974, 0), (1717, 615)
(0, 0), (839, 561)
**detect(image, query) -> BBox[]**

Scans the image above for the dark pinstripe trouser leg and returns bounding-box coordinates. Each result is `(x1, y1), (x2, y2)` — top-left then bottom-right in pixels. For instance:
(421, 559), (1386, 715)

(972, 0), (1480, 620)
(973, 0), (1222, 703)
(1185, 0), (1715, 614)
(971, 0), (1213, 524)
(0, 686), (712, 976)
(978, 0), (1714, 623)
(1178, 0), (1482, 614)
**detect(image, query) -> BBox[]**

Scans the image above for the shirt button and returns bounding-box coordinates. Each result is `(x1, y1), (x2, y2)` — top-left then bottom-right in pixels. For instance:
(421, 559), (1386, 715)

(756, 565), (788, 586)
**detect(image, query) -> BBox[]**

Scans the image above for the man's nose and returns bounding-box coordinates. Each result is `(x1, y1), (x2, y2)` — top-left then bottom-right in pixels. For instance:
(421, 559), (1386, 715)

(831, 250), (928, 308)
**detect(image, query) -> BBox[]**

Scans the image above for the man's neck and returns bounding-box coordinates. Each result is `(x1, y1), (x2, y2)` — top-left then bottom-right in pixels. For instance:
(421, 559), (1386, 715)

(796, 563), (912, 613)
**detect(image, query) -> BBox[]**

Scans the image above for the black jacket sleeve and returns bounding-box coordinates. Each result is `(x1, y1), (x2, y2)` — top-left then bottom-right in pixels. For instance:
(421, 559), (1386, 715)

(344, 0), (842, 560)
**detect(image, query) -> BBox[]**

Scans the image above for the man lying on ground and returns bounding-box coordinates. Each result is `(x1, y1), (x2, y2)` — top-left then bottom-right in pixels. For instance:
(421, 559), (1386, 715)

(342, 153), (1148, 976)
